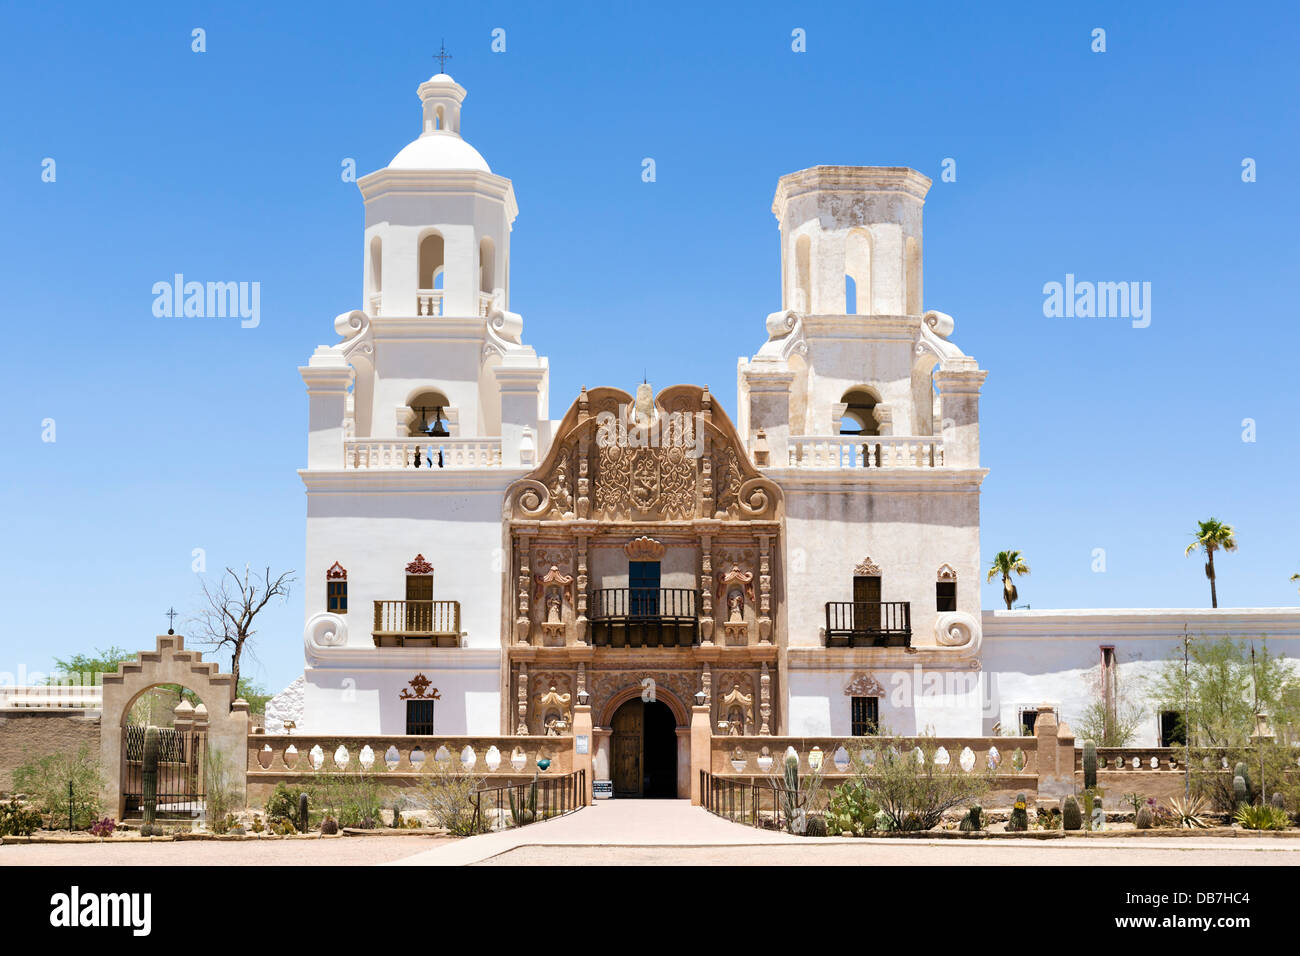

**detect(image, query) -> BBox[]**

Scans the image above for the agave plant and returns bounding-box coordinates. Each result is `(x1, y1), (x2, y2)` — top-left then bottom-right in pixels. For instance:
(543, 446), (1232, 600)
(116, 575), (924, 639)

(1169, 794), (1211, 829)
(1233, 804), (1291, 831)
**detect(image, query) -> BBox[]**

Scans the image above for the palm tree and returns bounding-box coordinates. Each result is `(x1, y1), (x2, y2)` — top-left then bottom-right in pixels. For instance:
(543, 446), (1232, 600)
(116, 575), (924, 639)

(987, 550), (1030, 610)
(1291, 571), (1299, 595)
(1185, 518), (1236, 608)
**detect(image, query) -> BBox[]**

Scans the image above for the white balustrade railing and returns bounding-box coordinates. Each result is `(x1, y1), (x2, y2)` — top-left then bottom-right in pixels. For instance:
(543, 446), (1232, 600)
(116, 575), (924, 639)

(787, 436), (945, 469)
(344, 438), (503, 470)
(0, 684), (103, 709)
(416, 289), (444, 316)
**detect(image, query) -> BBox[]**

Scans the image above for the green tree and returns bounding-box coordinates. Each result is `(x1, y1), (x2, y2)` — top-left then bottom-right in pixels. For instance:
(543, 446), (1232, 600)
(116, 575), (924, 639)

(43, 646), (133, 686)
(1149, 636), (1298, 810)
(236, 678), (271, 715)
(1185, 518), (1236, 608)
(986, 550), (1030, 610)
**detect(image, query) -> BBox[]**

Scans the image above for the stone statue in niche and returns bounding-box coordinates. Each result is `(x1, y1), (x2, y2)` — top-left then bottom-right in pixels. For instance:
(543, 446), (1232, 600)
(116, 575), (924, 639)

(537, 684), (572, 736)
(717, 564), (754, 645)
(727, 592), (744, 623)
(719, 684), (753, 735)
(535, 564), (573, 644)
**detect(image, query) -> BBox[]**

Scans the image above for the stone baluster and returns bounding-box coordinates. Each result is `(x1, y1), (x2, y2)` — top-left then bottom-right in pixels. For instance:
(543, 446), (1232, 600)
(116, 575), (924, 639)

(516, 666), (529, 735)
(757, 534), (772, 644)
(759, 663), (771, 735)
(699, 533), (715, 645)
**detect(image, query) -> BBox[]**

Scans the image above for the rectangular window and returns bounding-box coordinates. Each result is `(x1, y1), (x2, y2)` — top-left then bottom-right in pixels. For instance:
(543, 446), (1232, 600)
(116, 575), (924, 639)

(1019, 707), (1039, 736)
(1159, 710), (1186, 747)
(327, 580), (348, 614)
(406, 699), (435, 735)
(936, 581), (956, 612)
(851, 696), (879, 736)
(629, 560), (661, 616)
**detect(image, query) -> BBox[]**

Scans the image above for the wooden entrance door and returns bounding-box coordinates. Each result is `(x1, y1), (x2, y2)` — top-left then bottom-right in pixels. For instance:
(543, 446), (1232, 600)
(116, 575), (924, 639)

(853, 575), (881, 633)
(611, 700), (644, 796)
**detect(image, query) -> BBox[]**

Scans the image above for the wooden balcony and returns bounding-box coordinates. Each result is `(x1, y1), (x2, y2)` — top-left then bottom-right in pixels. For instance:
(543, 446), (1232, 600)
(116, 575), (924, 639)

(824, 601), (912, 648)
(373, 600), (462, 647)
(589, 588), (699, 648)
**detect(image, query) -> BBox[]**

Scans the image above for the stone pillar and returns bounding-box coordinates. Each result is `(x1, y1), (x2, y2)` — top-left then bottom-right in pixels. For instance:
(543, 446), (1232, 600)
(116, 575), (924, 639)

(689, 703), (712, 805)
(299, 349), (354, 470)
(493, 365), (547, 468)
(742, 367), (794, 466)
(699, 533), (715, 645)
(1034, 707), (1074, 800)
(571, 703), (593, 805)
(933, 365), (988, 469)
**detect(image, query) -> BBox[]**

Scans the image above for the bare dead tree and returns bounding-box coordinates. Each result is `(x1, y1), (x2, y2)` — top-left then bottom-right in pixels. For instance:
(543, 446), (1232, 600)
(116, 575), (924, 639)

(192, 566), (295, 705)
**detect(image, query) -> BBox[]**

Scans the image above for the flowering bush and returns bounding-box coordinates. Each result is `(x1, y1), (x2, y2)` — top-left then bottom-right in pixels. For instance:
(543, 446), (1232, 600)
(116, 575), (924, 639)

(89, 817), (116, 838)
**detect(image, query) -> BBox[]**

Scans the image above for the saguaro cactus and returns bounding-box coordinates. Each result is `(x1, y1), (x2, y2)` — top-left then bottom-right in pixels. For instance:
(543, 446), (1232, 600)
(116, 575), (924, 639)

(782, 748), (805, 833)
(298, 792), (309, 833)
(141, 726), (160, 834)
(1233, 762), (1254, 803)
(1233, 774), (1249, 808)
(1082, 740), (1098, 791)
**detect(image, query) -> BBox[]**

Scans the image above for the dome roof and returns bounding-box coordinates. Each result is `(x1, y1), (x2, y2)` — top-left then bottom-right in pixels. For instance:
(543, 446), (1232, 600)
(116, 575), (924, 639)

(388, 131), (491, 173)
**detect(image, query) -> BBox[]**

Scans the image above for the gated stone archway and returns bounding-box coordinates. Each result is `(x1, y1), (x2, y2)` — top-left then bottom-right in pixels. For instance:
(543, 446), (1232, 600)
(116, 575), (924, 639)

(100, 634), (249, 818)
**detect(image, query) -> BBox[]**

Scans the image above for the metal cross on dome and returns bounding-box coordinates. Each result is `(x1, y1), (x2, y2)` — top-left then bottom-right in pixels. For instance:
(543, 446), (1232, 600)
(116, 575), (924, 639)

(433, 40), (452, 73)
(165, 606), (178, 635)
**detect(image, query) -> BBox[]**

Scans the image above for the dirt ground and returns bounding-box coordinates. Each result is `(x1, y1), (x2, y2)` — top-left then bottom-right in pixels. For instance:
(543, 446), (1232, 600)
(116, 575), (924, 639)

(0, 834), (453, 866)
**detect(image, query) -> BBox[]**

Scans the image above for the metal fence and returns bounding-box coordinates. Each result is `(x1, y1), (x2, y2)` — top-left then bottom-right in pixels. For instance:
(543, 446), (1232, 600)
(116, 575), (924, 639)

(699, 771), (802, 831)
(470, 770), (586, 834)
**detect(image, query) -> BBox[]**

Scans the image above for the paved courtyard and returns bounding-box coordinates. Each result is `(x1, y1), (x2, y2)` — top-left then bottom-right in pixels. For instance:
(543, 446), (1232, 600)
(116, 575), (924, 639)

(4, 800), (1299, 865)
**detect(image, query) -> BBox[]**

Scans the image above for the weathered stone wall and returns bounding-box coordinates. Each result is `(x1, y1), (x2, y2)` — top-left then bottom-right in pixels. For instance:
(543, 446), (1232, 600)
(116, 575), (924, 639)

(0, 709), (101, 794)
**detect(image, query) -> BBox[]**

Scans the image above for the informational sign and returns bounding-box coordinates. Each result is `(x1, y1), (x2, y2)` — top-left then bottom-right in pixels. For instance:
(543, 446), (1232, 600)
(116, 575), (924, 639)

(593, 779), (614, 799)
(576, 734), (589, 754)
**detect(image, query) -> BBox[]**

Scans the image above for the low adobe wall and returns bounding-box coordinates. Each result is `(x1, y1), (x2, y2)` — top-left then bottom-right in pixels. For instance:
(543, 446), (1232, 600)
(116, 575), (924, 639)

(0, 709), (101, 794)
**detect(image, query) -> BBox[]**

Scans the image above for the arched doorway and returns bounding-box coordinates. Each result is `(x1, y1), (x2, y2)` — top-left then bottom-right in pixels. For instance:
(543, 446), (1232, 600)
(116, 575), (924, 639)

(610, 698), (678, 798)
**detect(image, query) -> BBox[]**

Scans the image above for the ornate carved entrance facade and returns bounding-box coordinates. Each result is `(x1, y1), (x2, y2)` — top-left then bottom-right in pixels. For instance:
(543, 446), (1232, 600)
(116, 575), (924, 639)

(503, 385), (783, 796)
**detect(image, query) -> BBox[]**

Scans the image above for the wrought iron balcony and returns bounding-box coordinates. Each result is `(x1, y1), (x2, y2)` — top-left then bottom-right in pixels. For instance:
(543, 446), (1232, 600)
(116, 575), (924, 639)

(589, 588), (699, 648)
(373, 599), (462, 647)
(824, 601), (912, 648)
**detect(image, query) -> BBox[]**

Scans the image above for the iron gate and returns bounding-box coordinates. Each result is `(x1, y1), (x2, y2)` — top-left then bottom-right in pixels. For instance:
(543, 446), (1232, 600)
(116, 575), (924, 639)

(122, 725), (206, 819)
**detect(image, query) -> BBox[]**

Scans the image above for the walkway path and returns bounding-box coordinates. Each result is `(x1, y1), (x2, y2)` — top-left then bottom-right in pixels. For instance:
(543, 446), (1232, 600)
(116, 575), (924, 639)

(394, 799), (1300, 866)
(391, 799), (803, 865)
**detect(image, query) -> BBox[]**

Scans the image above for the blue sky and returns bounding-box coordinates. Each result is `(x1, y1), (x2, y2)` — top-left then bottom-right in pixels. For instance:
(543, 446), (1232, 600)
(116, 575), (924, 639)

(3, 1), (1298, 693)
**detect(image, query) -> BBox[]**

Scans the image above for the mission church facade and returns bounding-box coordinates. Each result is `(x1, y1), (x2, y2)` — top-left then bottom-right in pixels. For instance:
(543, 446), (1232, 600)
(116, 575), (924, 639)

(281, 70), (1300, 795)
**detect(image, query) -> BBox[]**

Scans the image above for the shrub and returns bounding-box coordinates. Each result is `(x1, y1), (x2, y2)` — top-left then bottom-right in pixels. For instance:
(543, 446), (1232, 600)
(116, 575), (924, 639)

(825, 779), (878, 837)
(307, 765), (386, 829)
(1035, 806), (1061, 830)
(204, 747), (244, 828)
(850, 735), (994, 832)
(264, 783), (305, 824)
(415, 758), (484, 835)
(270, 817), (297, 836)
(1234, 804), (1290, 831)
(0, 799), (44, 836)
(89, 817), (116, 838)
(11, 745), (104, 830)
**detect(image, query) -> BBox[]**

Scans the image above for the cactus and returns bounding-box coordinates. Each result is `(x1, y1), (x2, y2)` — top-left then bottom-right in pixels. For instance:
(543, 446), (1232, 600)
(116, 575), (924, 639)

(1271, 791), (1286, 811)
(959, 804), (983, 832)
(1007, 794), (1029, 832)
(1062, 796), (1083, 831)
(780, 748), (803, 834)
(1082, 740), (1097, 791)
(1233, 774), (1249, 807)
(510, 777), (538, 825)
(1135, 806), (1154, 829)
(390, 799), (402, 829)
(298, 792), (309, 833)
(141, 726), (160, 832)
(1234, 762), (1253, 802)
(805, 814), (828, 837)
(320, 816), (338, 835)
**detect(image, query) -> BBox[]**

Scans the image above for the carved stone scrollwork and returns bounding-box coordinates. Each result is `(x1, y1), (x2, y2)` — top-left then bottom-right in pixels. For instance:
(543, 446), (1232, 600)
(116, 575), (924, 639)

(854, 557), (882, 576)
(937, 563), (957, 581)
(513, 480), (551, 519)
(759, 663), (771, 736)
(516, 666), (529, 735)
(934, 611), (980, 649)
(844, 673), (885, 697)
(537, 685), (573, 736)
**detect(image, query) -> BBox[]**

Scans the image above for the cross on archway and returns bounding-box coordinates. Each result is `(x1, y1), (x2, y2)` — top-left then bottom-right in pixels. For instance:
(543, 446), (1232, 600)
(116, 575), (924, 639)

(165, 607), (178, 635)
